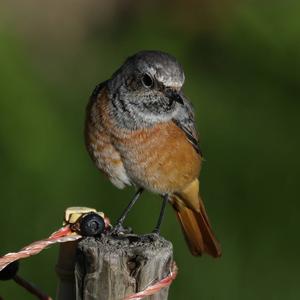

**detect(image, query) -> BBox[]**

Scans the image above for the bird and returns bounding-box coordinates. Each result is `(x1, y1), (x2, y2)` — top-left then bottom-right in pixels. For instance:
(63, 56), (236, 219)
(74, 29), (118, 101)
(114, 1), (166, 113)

(85, 50), (221, 257)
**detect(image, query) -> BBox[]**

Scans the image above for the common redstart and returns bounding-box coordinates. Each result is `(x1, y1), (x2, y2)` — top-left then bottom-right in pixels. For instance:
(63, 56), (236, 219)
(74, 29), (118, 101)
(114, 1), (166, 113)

(85, 50), (221, 257)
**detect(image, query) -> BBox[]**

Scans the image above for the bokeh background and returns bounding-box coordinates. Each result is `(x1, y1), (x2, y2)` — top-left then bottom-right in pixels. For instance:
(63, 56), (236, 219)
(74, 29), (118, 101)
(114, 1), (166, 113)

(0, 1), (299, 299)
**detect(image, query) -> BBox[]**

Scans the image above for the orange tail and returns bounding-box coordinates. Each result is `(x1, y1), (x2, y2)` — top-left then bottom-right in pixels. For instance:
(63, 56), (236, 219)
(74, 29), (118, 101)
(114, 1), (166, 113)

(170, 179), (221, 257)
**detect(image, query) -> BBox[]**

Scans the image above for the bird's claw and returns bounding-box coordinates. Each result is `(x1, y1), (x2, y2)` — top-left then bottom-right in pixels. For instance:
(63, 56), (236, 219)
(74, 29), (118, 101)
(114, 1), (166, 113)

(109, 224), (124, 236)
(110, 224), (133, 236)
(151, 228), (160, 235)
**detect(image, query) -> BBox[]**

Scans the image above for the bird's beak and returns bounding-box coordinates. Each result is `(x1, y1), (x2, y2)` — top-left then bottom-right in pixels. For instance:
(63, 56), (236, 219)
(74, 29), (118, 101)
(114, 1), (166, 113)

(165, 89), (184, 105)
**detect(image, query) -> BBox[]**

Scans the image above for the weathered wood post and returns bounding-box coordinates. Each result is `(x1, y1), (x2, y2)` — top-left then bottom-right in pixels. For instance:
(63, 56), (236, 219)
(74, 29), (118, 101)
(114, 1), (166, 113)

(56, 239), (78, 300)
(75, 234), (173, 300)
(56, 207), (174, 300)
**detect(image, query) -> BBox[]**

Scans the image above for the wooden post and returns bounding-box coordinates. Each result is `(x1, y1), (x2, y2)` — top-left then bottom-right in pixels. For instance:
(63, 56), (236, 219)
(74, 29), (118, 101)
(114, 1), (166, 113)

(75, 234), (174, 300)
(56, 240), (78, 300)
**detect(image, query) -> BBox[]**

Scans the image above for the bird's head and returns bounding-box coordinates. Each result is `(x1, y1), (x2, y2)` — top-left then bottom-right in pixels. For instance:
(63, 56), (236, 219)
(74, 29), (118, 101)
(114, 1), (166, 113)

(107, 50), (185, 128)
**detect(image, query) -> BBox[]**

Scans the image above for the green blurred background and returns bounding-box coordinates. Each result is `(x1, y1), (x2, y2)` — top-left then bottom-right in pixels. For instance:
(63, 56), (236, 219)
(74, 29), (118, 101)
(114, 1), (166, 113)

(0, 1), (299, 299)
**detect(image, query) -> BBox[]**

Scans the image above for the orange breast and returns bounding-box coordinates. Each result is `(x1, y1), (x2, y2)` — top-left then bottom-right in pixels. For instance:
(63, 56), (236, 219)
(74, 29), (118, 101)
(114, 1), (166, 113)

(95, 88), (201, 194)
(112, 122), (201, 194)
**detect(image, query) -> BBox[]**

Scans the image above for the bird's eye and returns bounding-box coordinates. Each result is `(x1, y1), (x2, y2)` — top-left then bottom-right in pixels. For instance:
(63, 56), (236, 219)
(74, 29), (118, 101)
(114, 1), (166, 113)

(141, 73), (153, 88)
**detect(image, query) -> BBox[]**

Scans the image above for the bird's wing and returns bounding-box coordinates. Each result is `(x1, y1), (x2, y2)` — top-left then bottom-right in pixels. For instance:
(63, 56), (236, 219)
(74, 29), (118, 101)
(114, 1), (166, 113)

(172, 96), (203, 156)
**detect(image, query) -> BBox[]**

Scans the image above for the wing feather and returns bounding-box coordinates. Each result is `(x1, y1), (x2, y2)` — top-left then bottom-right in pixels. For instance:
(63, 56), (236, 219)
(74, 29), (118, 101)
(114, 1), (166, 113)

(172, 96), (203, 156)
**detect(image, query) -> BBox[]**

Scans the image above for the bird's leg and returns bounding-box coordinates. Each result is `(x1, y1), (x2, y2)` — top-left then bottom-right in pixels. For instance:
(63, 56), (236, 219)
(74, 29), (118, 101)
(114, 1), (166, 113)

(111, 188), (144, 234)
(152, 194), (169, 234)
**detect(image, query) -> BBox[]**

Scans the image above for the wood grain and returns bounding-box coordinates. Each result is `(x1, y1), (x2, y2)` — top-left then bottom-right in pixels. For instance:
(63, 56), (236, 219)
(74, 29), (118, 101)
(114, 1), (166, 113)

(75, 234), (173, 300)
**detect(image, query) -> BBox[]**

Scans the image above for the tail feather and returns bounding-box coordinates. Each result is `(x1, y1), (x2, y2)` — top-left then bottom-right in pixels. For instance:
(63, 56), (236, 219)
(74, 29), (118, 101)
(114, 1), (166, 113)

(170, 180), (221, 257)
(174, 199), (221, 257)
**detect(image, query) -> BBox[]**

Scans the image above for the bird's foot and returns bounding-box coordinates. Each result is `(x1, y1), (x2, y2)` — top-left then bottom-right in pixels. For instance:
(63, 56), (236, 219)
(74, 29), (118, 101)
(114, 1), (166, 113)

(151, 228), (161, 235)
(109, 223), (125, 235)
(139, 231), (160, 243)
(109, 223), (132, 236)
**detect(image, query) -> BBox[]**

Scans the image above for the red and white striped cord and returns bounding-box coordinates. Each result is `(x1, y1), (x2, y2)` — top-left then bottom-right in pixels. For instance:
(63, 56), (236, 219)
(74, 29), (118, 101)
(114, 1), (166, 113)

(124, 262), (178, 300)
(0, 225), (81, 272)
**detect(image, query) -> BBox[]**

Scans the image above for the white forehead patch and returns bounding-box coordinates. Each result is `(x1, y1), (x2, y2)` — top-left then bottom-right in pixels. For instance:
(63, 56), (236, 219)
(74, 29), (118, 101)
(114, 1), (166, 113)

(154, 63), (184, 88)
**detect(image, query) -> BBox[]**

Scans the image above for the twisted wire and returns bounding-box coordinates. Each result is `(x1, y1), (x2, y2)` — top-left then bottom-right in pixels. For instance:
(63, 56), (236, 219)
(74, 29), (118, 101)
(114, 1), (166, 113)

(124, 262), (178, 300)
(0, 226), (81, 272)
